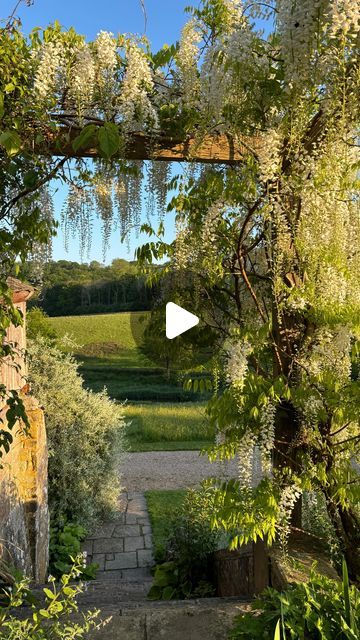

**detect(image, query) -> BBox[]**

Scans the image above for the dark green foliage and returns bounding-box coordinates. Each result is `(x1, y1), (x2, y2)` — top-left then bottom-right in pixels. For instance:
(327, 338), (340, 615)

(49, 523), (98, 581)
(140, 305), (197, 375)
(0, 390), (30, 468)
(148, 561), (215, 601)
(230, 562), (360, 640)
(23, 259), (160, 316)
(148, 486), (219, 600)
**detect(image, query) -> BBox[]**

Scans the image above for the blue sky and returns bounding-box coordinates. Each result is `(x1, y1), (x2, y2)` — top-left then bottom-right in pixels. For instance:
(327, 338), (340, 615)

(3, 0), (193, 264)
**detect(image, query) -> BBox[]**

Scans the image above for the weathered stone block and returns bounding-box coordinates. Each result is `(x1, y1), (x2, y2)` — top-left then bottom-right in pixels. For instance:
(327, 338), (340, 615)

(81, 540), (94, 556)
(93, 538), (124, 554)
(113, 525), (141, 538)
(121, 567), (152, 580)
(144, 535), (152, 549)
(137, 549), (154, 568)
(124, 536), (144, 552)
(92, 554), (106, 571)
(87, 524), (116, 539)
(125, 514), (138, 524)
(141, 525), (152, 535)
(105, 552), (138, 570)
(0, 395), (49, 583)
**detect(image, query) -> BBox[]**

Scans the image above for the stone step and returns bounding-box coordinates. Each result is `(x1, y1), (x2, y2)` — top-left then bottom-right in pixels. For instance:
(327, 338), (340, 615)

(77, 577), (153, 606)
(83, 597), (252, 640)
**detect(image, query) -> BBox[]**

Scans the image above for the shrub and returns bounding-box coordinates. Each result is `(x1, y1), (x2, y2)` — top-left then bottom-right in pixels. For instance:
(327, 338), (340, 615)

(27, 337), (125, 530)
(0, 558), (102, 639)
(230, 561), (360, 640)
(49, 523), (98, 581)
(148, 485), (220, 600)
(27, 307), (58, 342)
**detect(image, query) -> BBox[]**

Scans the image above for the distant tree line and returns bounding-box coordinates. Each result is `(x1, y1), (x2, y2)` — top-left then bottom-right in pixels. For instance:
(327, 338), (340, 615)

(21, 259), (160, 316)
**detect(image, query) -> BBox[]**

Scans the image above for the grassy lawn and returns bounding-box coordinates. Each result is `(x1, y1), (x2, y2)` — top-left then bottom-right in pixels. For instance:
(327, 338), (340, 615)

(145, 490), (186, 560)
(49, 311), (149, 367)
(123, 402), (214, 451)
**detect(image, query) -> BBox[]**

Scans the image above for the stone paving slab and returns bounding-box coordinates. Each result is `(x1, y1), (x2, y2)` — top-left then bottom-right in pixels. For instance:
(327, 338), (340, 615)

(83, 491), (154, 580)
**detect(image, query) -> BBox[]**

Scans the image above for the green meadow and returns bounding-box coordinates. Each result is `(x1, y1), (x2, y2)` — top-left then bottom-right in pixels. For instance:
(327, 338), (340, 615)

(49, 311), (148, 367)
(124, 402), (213, 451)
(48, 312), (213, 451)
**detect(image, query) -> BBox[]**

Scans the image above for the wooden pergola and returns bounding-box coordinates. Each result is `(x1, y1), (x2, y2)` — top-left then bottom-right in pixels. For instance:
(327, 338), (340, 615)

(44, 129), (261, 165)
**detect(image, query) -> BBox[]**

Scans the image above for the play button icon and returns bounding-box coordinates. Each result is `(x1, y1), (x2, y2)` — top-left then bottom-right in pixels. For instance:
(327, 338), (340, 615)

(166, 302), (199, 339)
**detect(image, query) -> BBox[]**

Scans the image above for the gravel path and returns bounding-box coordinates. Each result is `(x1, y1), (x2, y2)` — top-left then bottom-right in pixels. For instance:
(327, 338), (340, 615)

(120, 450), (238, 492)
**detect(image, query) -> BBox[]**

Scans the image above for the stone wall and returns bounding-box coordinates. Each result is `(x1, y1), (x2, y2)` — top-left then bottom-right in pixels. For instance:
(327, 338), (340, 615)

(0, 396), (49, 583)
(0, 279), (49, 583)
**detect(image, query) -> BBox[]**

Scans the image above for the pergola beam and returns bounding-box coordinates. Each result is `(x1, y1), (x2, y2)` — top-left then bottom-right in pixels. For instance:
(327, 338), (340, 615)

(43, 129), (261, 165)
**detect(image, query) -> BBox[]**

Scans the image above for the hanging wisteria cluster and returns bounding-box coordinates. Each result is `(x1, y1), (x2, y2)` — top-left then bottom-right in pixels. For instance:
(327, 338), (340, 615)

(30, 27), (175, 255)
(58, 160), (171, 259)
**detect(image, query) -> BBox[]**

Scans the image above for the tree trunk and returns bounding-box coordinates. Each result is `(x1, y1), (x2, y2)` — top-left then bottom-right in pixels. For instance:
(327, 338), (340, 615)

(272, 303), (305, 529)
(324, 491), (360, 581)
(273, 401), (302, 528)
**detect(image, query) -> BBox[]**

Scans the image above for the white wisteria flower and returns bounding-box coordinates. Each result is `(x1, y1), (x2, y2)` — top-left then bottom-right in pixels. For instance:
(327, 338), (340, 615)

(177, 19), (201, 108)
(95, 30), (117, 72)
(226, 338), (253, 389)
(33, 40), (65, 103)
(119, 41), (158, 132)
(68, 43), (95, 119)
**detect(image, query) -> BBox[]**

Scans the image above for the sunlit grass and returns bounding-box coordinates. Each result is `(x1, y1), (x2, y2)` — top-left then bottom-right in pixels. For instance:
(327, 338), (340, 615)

(124, 402), (214, 451)
(49, 311), (149, 367)
(145, 490), (186, 561)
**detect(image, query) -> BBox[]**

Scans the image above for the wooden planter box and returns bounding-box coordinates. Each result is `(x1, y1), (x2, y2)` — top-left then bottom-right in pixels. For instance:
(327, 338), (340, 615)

(214, 541), (270, 597)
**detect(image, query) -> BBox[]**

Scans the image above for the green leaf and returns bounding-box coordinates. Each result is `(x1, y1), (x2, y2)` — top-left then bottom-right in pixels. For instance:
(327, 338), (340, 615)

(274, 619), (281, 640)
(0, 130), (22, 156)
(4, 83), (15, 94)
(72, 124), (97, 153)
(147, 585), (162, 600)
(97, 123), (120, 159)
(43, 587), (55, 600)
(23, 169), (38, 188)
(342, 559), (354, 629)
(0, 93), (4, 119)
(162, 586), (176, 600)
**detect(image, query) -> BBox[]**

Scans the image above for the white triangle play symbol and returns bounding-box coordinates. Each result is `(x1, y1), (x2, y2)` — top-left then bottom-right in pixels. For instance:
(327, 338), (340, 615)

(166, 302), (199, 339)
